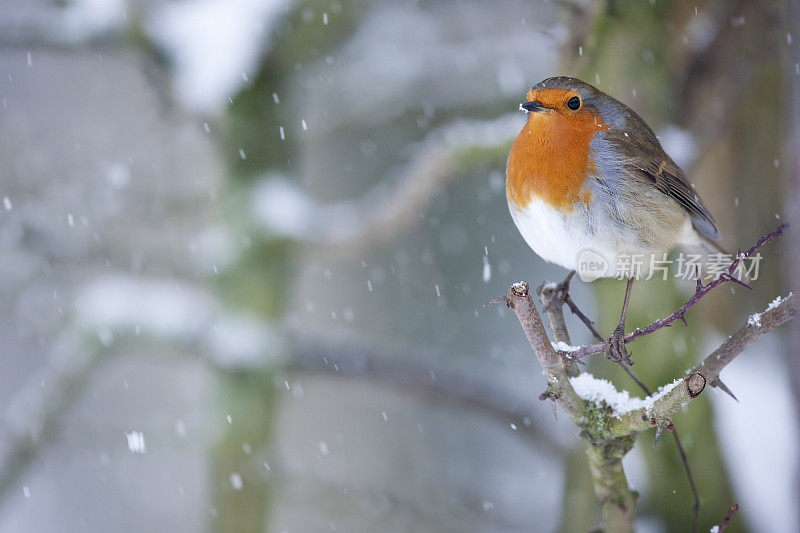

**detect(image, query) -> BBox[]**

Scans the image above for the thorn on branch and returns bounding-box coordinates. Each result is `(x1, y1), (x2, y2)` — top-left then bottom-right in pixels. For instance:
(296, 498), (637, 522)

(710, 379), (739, 402)
(720, 272), (752, 291)
(483, 296), (507, 308)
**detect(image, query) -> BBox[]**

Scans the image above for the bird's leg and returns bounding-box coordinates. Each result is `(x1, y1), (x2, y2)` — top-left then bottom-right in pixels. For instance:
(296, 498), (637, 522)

(606, 276), (634, 365)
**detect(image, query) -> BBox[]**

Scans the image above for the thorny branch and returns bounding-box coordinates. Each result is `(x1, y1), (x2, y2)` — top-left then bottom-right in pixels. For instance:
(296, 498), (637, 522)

(502, 282), (704, 533)
(569, 223), (789, 359)
(690, 294), (796, 389)
(499, 282), (708, 437)
(539, 279), (702, 533)
(496, 225), (794, 532)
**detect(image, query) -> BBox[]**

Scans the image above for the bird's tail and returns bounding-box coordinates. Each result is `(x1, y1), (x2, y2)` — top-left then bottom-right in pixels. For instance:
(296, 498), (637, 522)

(678, 227), (749, 282)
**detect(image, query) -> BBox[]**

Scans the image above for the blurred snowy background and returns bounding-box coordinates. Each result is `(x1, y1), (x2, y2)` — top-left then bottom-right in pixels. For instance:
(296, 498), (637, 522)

(0, 1), (798, 532)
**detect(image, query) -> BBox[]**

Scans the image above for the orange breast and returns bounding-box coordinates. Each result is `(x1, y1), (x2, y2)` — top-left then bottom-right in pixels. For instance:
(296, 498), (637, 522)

(507, 105), (609, 211)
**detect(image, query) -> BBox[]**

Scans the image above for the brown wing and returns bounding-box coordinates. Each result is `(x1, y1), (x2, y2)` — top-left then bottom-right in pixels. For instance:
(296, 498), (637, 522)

(627, 157), (719, 240)
(605, 124), (719, 240)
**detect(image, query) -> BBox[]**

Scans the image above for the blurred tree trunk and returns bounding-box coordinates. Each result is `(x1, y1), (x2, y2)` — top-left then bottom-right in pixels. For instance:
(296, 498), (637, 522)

(209, 2), (366, 531)
(211, 370), (277, 532)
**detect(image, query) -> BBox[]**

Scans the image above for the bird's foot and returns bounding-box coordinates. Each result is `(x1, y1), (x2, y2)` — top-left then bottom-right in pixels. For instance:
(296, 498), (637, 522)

(605, 324), (633, 365)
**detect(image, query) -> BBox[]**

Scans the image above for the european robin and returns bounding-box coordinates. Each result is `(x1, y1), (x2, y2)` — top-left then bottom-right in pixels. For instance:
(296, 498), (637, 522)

(506, 77), (724, 362)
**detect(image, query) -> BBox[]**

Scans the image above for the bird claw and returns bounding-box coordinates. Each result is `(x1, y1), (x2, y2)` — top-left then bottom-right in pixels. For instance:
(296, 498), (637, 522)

(605, 324), (633, 365)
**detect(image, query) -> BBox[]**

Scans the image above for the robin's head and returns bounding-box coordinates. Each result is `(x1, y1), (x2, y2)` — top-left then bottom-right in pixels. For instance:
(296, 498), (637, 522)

(520, 77), (629, 130)
(507, 77), (623, 210)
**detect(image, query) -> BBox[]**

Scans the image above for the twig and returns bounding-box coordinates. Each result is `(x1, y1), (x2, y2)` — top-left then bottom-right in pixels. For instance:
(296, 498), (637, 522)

(691, 294), (796, 386)
(570, 223), (789, 359)
(565, 292), (604, 340)
(673, 429), (701, 533)
(716, 503), (739, 532)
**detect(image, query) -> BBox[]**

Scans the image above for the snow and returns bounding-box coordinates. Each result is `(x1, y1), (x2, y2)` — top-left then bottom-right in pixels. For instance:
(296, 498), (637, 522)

(148, 0), (293, 114)
(205, 313), (283, 369)
(125, 431), (146, 454)
(251, 177), (317, 240)
(551, 341), (580, 353)
(230, 473), (243, 490)
(569, 373), (683, 417)
(659, 125), (697, 170)
(60, 0), (127, 42)
(482, 255), (491, 283)
(747, 292), (792, 328)
(74, 276), (215, 338)
(766, 292), (791, 311)
(709, 526), (719, 533)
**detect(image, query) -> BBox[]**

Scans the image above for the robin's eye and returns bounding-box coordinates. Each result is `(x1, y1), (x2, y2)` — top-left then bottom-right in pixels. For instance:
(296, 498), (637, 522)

(567, 96), (581, 110)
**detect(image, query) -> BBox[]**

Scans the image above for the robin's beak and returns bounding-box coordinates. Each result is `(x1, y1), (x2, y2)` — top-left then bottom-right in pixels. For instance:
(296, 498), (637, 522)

(520, 100), (546, 113)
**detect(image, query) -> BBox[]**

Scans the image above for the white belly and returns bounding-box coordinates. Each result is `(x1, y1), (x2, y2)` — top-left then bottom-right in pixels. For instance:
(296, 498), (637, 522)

(509, 197), (640, 280)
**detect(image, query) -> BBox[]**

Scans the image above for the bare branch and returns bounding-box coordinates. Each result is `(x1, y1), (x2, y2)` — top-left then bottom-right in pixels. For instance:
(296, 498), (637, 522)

(570, 223), (789, 359)
(253, 116), (519, 251)
(537, 279), (580, 377)
(542, 274), (702, 530)
(691, 294), (796, 388)
(607, 374), (705, 437)
(503, 282), (586, 418)
(506, 280), (699, 533)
